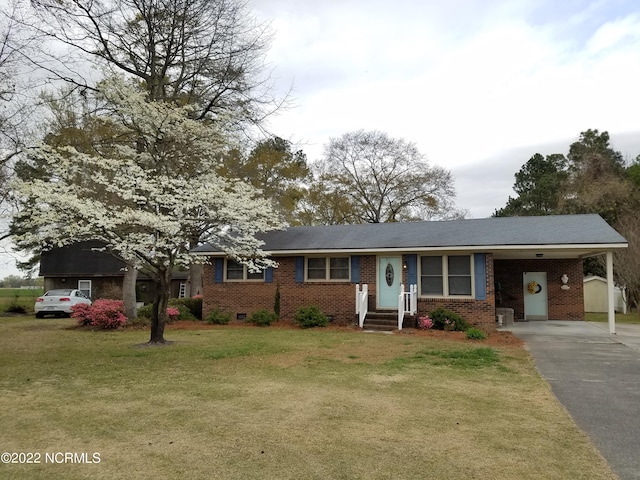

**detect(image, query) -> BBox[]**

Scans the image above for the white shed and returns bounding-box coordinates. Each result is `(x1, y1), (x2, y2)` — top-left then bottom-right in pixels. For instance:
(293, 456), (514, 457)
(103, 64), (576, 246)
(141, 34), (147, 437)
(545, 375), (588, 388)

(583, 276), (627, 313)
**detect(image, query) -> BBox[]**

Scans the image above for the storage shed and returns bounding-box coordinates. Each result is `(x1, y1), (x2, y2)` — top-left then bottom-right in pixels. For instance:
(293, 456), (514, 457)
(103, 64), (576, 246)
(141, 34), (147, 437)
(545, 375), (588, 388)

(583, 276), (627, 313)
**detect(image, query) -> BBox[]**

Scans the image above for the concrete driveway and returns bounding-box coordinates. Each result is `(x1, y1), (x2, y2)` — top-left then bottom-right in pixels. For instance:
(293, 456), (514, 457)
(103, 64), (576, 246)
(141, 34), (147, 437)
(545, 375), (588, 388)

(504, 321), (640, 480)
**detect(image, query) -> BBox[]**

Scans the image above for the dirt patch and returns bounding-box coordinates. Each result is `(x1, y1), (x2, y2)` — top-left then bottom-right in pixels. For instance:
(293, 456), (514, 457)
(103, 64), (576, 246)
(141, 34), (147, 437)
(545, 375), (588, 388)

(165, 321), (524, 346)
(399, 328), (525, 347)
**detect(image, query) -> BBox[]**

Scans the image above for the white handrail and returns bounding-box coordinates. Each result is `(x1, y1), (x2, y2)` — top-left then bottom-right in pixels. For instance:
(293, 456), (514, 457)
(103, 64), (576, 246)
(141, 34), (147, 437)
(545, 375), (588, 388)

(398, 284), (418, 330)
(356, 284), (368, 328)
(398, 286), (404, 330)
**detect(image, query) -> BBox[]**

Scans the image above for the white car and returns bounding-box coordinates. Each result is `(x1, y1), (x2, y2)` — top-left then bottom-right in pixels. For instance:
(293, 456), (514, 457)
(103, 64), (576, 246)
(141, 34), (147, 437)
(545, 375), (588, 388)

(35, 289), (92, 318)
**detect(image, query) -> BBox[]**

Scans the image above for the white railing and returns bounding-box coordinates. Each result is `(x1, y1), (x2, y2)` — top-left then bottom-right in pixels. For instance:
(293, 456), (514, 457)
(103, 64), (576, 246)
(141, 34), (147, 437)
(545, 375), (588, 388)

(356, 284), (368, 328)
(398, 284), (418, 330)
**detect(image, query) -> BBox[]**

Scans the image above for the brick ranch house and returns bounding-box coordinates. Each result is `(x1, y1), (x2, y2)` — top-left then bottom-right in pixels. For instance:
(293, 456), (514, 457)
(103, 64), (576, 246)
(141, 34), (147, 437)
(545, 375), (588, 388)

(193, 214), (627, 332)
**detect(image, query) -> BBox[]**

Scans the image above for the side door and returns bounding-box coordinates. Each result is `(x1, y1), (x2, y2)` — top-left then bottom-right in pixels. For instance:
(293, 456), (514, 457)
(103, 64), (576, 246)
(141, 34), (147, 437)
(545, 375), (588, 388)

(523, 272), (548, 320)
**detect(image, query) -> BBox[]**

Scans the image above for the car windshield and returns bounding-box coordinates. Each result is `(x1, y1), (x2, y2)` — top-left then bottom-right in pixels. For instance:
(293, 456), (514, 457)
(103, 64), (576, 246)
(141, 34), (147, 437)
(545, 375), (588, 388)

(45, 289), (73, 296)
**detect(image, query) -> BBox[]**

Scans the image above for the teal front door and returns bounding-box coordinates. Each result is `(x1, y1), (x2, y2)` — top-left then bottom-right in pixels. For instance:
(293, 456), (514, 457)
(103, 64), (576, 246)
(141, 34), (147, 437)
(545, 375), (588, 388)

(378, 256), (402, 308)
(523, 272), (548, 320)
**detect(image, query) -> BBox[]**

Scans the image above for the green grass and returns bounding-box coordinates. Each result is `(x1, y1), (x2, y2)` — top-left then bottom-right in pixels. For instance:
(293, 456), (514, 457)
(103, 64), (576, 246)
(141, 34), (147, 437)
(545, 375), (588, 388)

(585, 310), (640, 324)
(0, 317), (617, 480)
(0, 288), (44, 313)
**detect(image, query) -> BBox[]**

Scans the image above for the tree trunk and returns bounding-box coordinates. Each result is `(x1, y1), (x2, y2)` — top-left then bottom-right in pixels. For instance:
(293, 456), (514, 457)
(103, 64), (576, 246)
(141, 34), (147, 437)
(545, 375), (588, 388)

(188, 263), (203, 297)
(123, 264), (138, 320)
(187, 236), (203, 297)
(149, 269), (171, 343)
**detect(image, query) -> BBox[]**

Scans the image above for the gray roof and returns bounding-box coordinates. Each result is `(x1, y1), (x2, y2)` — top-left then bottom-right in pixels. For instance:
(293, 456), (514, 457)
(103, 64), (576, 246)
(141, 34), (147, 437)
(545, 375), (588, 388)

(194, 214), (627, 255)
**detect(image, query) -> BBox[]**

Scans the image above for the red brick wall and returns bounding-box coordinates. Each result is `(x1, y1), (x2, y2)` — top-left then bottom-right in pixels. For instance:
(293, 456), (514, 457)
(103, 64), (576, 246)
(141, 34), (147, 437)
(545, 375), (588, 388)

(412, 253), (496, 331)
(494, 258), (584, 320)
(203, 253), (498, 330)
(203, 256), (373, 325)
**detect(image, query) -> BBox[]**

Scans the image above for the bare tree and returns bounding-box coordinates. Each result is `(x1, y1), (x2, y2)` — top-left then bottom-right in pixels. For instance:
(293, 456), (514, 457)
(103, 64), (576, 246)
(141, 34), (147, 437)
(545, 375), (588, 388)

(23, 0), (283, 127)
(612, 213), (640, 315)
(312, 130), (460, 224)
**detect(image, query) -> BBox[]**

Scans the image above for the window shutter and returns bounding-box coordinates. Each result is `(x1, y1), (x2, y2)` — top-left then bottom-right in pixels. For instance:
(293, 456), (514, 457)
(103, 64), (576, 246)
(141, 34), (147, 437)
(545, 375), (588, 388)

(406, 254), (418, 285)
(214, 258), (224, 284)
(350, 256), (360, 283)
(295, 257), (304, 283)
(474, 254), (487, 300)
(265, 266), (274, 283)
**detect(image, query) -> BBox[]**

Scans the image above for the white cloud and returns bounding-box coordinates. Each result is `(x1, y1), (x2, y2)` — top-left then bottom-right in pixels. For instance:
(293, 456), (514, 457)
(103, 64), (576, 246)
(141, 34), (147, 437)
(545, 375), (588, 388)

(253, 0), (640, 218)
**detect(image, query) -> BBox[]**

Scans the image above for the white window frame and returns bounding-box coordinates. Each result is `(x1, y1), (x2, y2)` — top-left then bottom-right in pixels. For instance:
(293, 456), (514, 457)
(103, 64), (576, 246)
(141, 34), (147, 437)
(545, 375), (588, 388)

(419, 254), (474, 298)
(225, 259), (265, 282)
(305, 256), (351, 282)
(78, 280), (92, 298)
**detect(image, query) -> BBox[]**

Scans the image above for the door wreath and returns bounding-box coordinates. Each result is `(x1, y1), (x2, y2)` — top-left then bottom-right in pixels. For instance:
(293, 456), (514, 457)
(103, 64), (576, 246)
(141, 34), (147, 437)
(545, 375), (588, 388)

(527, 281), (542, 294)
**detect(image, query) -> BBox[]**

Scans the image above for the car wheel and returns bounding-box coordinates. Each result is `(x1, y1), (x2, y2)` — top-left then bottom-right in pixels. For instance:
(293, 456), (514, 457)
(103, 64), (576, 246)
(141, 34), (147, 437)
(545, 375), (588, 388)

(35, 312), (44, 319)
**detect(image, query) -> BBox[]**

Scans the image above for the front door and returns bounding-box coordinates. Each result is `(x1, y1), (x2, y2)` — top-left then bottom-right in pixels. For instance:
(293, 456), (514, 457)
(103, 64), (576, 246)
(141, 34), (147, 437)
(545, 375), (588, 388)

(523, 272), (548, 320)
(378, 256), (402, 308)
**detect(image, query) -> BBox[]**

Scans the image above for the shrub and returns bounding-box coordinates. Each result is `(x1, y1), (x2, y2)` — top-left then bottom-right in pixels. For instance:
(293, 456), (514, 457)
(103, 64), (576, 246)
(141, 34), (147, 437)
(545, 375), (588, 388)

(72, 299), (127, 329)
(169, 304), (196, 322)
(169, 297), (203, 320)
(465, 328), (487, 340)
(248, 309), (278, 327)
(167, 307), (180, 323)
(429, 307), (470, 332)
(127, 316), (150, 329)
(294, 305), (329, 329)
(135, 303), (195, 322)
(417, 315), (433, 329)
(4, 304), (28, 314)
(206, 308), (232, 325)
(274, 286), (281, 317)
(71, 303), (94, 326)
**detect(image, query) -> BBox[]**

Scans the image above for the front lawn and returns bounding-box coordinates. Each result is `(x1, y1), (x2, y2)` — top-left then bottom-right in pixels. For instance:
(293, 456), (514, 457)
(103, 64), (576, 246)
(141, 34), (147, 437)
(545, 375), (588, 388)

(0, 317), (617, 480)
(585, 311), (640, 324)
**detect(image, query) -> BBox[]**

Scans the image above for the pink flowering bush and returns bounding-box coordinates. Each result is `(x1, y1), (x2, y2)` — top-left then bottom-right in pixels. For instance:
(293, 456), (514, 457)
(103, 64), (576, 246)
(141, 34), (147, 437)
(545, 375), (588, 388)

(166, 307), (180, 323)
(417, 315), (433, 329)
(72, 299), (127, 329)
(71, 303), (93, 326)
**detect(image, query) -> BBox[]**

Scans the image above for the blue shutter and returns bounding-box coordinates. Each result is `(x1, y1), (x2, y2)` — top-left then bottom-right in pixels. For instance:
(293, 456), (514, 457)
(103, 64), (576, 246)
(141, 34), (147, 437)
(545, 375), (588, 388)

(474, 253), (486, 300)
(295, 257), (304, 283)
(350, 256), (360, 283)
(265, 266), (274, 283)
(406, 254), (418, 286)
(214, 258), (224, 284)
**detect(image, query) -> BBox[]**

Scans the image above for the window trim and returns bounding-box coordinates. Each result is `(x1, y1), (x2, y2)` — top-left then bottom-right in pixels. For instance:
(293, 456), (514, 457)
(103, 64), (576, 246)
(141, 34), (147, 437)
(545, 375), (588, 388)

(419, 254), (474, 298)
(224, 259), (265, 282)
(78, 279), (92, 299)
(305, 256), (351, 282)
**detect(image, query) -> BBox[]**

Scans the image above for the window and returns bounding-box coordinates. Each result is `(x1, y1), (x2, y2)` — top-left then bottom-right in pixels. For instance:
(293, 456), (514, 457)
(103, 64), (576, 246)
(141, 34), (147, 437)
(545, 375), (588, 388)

(306, 257), (350, 281)
(225, 259), (265, 281)
(420, 255), (472, 297)
(78, 280), (91, 298)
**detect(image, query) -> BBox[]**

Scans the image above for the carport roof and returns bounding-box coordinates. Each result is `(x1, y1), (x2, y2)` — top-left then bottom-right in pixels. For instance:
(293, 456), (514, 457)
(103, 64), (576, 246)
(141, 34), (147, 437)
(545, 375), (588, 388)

(194, 214), (627, 257)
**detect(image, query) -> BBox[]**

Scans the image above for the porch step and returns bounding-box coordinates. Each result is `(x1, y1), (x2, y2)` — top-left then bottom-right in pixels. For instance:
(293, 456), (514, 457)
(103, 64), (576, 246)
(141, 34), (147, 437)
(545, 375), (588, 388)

(363, 312), (398, 331)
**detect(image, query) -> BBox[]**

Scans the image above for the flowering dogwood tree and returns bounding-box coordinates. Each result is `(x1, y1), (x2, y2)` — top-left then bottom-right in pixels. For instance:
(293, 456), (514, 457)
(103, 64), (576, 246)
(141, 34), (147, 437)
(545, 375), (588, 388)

(12, 77), (283, 343)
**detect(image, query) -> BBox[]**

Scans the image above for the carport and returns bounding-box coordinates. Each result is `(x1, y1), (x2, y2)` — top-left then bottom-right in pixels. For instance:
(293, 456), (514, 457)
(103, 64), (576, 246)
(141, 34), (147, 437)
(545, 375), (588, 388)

(489, 215), (627, 334)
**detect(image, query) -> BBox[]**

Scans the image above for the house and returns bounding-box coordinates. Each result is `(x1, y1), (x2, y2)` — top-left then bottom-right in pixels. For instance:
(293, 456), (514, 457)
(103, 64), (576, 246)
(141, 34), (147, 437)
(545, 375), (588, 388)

(39, 241), (189, 302)
(583, 276), (627, 314)
(193, 214), (628, 331)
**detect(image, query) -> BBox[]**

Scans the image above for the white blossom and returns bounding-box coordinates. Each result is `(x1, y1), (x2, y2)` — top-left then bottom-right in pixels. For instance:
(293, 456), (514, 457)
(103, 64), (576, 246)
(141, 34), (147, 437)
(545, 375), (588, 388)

(12, 76), (285, 278)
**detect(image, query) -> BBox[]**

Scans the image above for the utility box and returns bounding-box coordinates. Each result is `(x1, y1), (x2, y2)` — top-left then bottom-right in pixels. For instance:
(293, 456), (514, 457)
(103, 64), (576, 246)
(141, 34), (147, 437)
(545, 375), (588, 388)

(495, 308), (514, 326)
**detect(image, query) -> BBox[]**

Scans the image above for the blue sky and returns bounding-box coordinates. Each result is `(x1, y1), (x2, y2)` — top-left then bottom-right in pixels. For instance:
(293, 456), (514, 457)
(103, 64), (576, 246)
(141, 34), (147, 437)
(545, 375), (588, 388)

(250, 0), (640, 216)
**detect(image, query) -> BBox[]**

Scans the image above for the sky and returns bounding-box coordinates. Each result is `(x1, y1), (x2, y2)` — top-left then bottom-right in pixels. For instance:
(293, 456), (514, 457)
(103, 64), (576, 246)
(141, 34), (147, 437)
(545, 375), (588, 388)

(2, 0), (640, 279)
(249, 0), (640, 216)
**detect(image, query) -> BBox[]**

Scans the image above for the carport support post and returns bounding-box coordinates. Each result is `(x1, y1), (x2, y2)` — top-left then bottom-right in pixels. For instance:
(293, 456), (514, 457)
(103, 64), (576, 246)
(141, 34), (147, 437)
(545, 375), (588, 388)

(606, 251), (616, 335)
